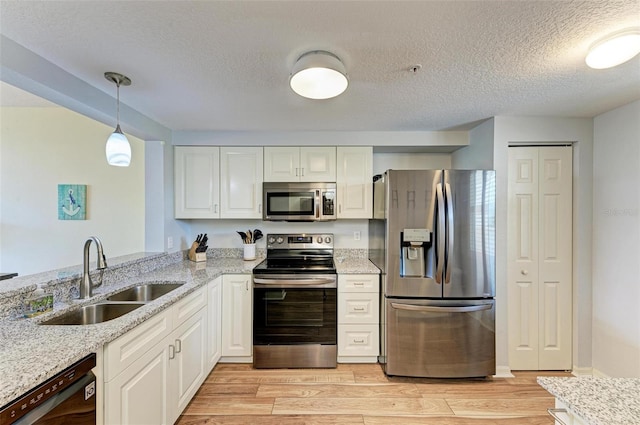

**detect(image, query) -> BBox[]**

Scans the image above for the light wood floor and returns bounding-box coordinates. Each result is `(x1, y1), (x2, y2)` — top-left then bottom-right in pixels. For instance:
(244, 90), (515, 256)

(177, 363), (570, 425)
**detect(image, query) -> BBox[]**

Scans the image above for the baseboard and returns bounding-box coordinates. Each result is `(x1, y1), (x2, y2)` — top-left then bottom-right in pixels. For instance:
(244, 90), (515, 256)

(493, 365), (515, 378)
(571, 366), (593, 376)
(592, 368), (610, 378)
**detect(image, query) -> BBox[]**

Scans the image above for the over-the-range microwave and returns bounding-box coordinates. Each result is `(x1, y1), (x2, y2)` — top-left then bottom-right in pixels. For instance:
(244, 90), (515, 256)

(262, 182), (336, 221)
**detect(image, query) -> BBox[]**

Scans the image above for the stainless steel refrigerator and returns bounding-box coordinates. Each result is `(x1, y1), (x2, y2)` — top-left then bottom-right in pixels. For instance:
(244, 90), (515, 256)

(369, 169), (496, 378)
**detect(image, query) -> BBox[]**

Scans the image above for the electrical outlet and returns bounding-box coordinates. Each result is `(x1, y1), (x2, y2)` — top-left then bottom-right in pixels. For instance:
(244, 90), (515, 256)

(354, 231), (361, 241)
(167, 236), (174, 249)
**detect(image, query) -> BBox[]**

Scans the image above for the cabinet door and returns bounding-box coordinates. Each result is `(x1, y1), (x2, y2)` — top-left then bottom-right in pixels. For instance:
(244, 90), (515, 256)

(105, 342), (171, 425)
(174, 146), (220, 218)
(171, 307), (207, 421)
(300, 147), (336, 182)
(220, 147), (263, 218)
(337, 146), (373, 218)
(264, 147), (299, 182)
(221, 274), (252, 358)
(207, 277), (223, 369)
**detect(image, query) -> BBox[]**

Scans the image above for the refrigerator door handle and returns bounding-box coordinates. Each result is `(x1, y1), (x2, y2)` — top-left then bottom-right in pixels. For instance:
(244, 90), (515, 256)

(391, 302), (492, 313)
(444, 182), (454, 284)
(435, 183), (445, 284)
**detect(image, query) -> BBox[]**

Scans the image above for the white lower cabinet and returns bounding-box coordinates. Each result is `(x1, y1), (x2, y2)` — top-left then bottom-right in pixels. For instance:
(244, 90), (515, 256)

(220, 274), (253, 362)
(104, 286), (210, 425)
(549, 399), (586, 425)
(207, 276), (223, 369)
(337, 274), (380, 363)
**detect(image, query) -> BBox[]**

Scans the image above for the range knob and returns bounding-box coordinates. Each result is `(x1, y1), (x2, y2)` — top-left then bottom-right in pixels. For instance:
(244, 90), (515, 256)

(317, 236), (323, 243)
(276, 236), (284, 244)
(324, 236), (332, 244)
(268, 236), (276, 244)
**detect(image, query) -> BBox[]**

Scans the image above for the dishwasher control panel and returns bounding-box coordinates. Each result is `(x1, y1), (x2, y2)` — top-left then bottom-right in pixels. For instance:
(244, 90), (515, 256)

(0, 353), (96, 423)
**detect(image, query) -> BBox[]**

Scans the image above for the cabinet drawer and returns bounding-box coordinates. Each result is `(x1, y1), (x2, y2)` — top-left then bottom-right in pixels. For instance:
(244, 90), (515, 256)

(338, 292), (379, 324)
(173, 287), (206, 327)
(338, 274), (379, 292)
(104, 308), (172, 382)
(338, 324), (379, 356)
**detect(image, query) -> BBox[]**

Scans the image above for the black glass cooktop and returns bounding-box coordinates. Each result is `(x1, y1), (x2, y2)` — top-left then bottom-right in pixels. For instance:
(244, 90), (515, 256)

(253, 258), (336, 274)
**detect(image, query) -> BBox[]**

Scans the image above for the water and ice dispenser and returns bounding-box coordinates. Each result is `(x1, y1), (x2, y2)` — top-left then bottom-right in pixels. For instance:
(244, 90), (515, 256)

(400, 228), (431, 277)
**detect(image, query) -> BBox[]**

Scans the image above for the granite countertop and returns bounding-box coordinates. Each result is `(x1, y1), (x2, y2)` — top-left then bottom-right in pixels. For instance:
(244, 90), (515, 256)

(0, 257), (259, 407)
(538, 376), (640, 425)
(335, 258), (380, 274)
(0, 253), (378, 406)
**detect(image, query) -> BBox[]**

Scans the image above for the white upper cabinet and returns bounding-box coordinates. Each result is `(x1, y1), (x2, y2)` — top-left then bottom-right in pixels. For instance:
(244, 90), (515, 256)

(264, 147), (336, 182)
(220, 147), (263, 219)
(174, 146), (220, 218)
(337, 146), (373, 219)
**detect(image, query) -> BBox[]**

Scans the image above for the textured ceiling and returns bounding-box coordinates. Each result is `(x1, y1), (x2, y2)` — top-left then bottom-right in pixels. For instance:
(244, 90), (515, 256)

(1, 0), (639, 131)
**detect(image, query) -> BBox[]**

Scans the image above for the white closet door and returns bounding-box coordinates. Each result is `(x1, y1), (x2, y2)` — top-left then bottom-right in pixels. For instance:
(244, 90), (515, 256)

(508, 146), (572, 370)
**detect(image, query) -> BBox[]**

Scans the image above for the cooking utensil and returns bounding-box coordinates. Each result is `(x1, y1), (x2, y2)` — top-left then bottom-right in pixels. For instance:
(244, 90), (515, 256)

(237, 231), (247, 244)
(253, 229), (263, 242)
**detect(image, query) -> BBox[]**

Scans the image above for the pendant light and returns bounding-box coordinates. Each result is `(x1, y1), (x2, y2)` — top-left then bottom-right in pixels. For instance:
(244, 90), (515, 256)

(586, 28), (640, 69)
(290, 51), (348, 100)
(104, 72), (132, 167)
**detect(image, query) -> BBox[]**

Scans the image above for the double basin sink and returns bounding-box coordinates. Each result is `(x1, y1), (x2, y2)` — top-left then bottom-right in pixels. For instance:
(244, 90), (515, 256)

(40, 282), (184, 325)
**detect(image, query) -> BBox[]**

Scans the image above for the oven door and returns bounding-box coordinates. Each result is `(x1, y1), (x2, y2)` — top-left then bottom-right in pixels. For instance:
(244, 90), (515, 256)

(253, 275), (337, 346)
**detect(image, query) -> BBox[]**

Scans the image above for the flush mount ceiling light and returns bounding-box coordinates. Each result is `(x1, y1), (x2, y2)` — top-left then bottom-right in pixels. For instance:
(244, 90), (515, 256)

(104, 72), (132, 167)
(586, 28), (640, 69)
(290, 50), (348, 99)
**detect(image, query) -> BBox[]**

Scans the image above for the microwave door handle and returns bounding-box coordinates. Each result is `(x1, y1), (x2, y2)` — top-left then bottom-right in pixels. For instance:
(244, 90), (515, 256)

(391, 303), (492, 313)
(435, 183), (445, 284)
(445, 182), (454, 284)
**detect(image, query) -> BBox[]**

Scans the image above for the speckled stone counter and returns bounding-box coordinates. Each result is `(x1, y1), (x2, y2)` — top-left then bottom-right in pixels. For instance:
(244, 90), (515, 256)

(0, 256), (262, 407)
(538, 376), (640, 425)
(335, 258), (380, 274)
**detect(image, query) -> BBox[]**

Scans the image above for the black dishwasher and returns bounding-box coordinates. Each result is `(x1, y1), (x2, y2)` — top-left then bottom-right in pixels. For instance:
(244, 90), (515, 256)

(0, 353), (96, 425)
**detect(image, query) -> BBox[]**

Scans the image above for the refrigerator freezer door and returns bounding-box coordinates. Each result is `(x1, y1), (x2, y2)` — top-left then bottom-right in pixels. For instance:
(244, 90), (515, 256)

(384, 170), (442, 298)
(443, 170), (496, 298)
(384, 298), (495, 378)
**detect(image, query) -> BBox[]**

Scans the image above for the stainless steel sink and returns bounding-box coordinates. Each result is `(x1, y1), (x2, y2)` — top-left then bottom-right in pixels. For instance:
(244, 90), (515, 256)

(40, 302), (145, 325)
(106, 282), (184, 302)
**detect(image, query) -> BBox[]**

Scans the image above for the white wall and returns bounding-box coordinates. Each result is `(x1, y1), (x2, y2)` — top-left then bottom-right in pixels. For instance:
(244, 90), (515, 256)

(592, 100), (640, 378)
(0, 107), (145, 275)
(373, 153), (451, 175)
(493, 116), (594, 374)
(452, 118), (494, 169)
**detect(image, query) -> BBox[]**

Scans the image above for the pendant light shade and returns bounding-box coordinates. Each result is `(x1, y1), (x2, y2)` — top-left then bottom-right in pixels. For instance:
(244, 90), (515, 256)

(104, 72), (132, 166)
(586, 28), (640, 69)
(290, 51), (348, 99)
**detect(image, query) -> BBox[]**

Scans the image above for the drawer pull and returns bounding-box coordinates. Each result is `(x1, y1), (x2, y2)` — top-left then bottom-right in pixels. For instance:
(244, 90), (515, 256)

(547, 408), (568, 425)
(169, 345), (176, 360)
(353, 307), (366, 311)
(353, 282), (364, 286)
(353, 339), (365, 344)
(175, 339), (182, 353)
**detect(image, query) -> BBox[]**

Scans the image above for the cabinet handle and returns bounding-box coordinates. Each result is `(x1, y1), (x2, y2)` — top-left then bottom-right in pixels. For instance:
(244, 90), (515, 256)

(175, 339), (182, 353)
(169, 345), (175, 359)
(521, 269), (528, 276)
(259, 203), (262, 213)
(353, 339), (365, 344)
(214, 204), (218, 213)
(547, 408), (568, 425)
(353, 307), (365, 311)
(353, 282), (365, 286)
(246, 281), (248, 291)
(295, 168), (299, 177)
(301, 167), (304, 176)
(339, 204), (342, 214)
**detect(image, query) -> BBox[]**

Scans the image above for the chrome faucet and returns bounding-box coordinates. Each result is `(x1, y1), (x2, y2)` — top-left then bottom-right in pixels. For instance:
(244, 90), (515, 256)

(80, 236), (107, 299)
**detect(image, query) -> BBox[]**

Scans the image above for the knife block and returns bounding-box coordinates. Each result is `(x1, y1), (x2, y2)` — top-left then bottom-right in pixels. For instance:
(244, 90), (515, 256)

(188, 242), (207, 262)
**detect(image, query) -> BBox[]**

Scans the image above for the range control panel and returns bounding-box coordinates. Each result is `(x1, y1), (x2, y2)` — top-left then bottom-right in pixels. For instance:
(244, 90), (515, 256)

(266, 233), (334, 249)
(0, 353), (96, 424)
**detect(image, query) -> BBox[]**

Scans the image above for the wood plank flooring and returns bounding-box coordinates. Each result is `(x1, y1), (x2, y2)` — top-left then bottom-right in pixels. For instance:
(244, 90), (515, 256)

(176, 364), (570, 425)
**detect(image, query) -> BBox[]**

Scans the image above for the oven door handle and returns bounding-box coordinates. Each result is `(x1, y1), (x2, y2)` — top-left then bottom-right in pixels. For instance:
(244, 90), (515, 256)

(253, 277), (337, 288)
